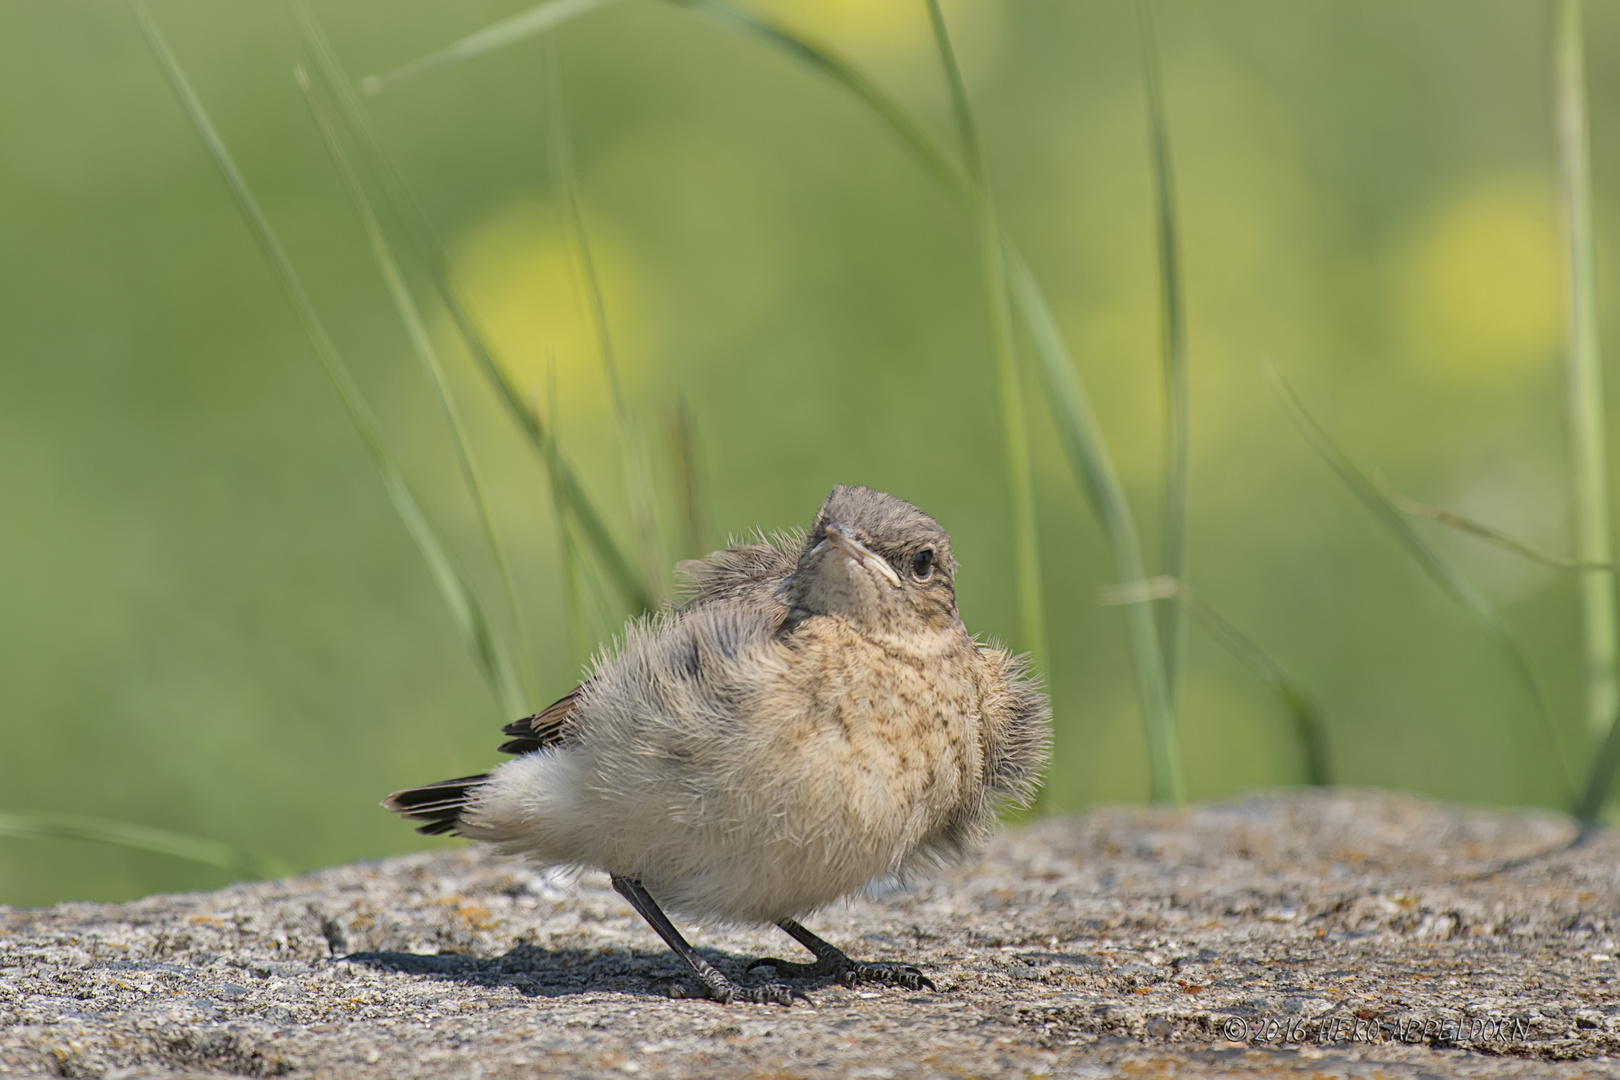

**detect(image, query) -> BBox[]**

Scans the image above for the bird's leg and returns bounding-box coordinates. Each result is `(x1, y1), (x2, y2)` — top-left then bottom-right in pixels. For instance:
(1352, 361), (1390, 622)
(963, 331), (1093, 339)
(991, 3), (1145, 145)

(746, 919), (936, 991)
(609, 876), (803, 1006)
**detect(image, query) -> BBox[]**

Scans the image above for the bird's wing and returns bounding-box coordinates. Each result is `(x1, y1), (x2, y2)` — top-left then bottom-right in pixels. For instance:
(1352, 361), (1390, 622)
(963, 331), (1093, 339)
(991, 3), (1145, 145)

(497, 685), (584, 755)
(673, 529), (803, 610)
(490, 532), (799, 758)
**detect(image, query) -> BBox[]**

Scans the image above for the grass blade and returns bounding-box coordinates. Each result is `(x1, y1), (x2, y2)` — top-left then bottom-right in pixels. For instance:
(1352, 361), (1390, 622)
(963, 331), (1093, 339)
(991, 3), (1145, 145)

(1375, 470), (1609, 571)
(547, 46), (667, 600)
(1577, 702), (1620, 821)
(670, 396), (712, 559)
(1556, 0), (1620, 820)
(534, 369), (592, 671)
(1006, 251), (1182, 803)
(921, 0), (1048, 686)
(131, 0), (528, 719)
(365, 0), (966, 189)
(359, 0), (969, 200)
(0, 811), (291, 879)
(296, 66), (540, 703)
(1101, 577), (1330, 786)
(360, 0), (621, 95)
(1183, 592), (1328, 787)
(292, 3), (654, 615)
(1136, 0), (1190, 702)
(1270, 363), (1573, 801)
(666, 0), (967, 192)
(1554, 0), (1619, 755)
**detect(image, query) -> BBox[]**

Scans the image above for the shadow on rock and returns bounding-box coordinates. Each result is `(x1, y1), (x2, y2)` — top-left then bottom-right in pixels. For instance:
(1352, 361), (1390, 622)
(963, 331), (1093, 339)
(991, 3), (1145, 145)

(344, 942), (773, 1000)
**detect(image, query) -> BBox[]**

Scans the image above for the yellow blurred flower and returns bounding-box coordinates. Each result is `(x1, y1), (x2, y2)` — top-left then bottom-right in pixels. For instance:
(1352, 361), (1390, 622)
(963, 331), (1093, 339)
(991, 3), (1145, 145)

(442, 200), (654, 418)
(1397, 175), (1563, 384)
(744, 0), (1003, 73)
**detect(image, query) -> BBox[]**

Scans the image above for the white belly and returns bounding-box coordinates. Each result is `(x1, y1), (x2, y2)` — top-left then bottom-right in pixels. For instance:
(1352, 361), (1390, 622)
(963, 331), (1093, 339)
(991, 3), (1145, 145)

(461, 731), (951, 925)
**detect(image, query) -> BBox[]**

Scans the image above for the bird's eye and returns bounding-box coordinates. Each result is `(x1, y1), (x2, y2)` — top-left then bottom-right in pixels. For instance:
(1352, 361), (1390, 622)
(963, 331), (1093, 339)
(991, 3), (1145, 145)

(911, 548), (935, 580)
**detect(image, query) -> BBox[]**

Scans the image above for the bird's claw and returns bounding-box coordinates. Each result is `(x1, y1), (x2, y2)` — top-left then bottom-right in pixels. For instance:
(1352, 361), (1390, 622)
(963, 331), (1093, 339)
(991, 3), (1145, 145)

(732, 981), (811, 1007)
(663, 973), (808, 1007)
(747, 954), (935, 993)
(745, 955), (816, 978)
(837, 962), (935, 992)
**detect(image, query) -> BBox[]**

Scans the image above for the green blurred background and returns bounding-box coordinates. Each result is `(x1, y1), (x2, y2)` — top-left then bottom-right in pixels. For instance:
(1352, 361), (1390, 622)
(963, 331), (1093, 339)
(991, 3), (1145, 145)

(4, 0), (1618, 906)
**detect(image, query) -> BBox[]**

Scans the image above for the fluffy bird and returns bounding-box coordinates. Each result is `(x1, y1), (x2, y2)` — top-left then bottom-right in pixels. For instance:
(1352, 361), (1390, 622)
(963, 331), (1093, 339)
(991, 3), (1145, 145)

(385, 485), (1050, 1004)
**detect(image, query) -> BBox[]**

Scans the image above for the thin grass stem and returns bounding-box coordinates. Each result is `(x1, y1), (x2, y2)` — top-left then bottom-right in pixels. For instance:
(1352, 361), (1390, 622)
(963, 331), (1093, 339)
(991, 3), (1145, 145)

(1100, 577), (1329, 786)
(292, 4), (653, 615)
(1375, 469), (1610, 572)
(131, 0), (527, 719)
(1007, 253), (1181, 803)
(0, 811), (291, 879)
(364, 0), (970, 197)
(670, 396), (712, 560)
(921, 0), (1047, 683)
(361, 0), (620, 95)
(1577, 703), (1620, 821)
(297, 67), (539, 705)
(1270, 363), (1574, 801)
(1554, 0), (1619, 757)
(1135, 0), (1190, 702)
(534, 370), (592, 672)
(546, 46), (667, 600)
(681, 0), (972, 185)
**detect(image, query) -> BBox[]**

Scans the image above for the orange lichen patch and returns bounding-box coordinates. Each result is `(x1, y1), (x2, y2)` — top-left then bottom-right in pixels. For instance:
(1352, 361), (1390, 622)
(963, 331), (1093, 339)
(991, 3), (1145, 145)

(347, 902), (376, 931)
(431, 896), (499, 931)
(186, 915), (222, 926)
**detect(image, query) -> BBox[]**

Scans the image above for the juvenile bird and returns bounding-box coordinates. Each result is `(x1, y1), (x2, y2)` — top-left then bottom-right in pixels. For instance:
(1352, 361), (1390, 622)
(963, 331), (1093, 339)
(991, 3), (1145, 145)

(385, 485), (1050, 1005)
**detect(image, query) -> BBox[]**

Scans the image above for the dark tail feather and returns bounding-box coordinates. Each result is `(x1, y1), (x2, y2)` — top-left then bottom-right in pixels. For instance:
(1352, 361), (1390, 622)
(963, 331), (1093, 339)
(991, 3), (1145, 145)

(382, 774), (488, 837)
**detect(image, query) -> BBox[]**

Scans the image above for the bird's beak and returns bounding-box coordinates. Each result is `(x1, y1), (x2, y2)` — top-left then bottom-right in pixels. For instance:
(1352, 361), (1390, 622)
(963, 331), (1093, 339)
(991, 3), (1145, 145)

(815, 524), (902, 588)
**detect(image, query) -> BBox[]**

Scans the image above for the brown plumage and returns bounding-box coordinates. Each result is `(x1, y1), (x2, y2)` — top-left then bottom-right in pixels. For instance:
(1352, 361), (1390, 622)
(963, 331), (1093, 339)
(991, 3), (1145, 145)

(385, 485), (1050, 1004)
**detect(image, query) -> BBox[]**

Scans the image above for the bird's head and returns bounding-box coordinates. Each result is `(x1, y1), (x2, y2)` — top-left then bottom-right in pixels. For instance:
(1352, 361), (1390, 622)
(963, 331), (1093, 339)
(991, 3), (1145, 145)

(779, 485), (959, 636)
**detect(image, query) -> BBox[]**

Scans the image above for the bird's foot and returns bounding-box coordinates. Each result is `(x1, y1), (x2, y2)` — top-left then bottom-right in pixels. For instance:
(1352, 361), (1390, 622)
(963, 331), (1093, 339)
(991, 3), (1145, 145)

(661, 971), (808, 1007)
(839, 961), (936, 992)
(746, 953), (935, 992)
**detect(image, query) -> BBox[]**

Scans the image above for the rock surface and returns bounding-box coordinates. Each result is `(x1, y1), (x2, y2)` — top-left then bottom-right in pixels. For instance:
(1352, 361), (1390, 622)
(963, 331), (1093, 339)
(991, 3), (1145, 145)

(4, 790), (1620, 1078)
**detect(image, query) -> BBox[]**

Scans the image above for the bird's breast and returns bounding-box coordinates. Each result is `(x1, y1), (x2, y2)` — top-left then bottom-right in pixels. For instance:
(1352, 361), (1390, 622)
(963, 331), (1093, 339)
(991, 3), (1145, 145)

(762, 621), (985, 858)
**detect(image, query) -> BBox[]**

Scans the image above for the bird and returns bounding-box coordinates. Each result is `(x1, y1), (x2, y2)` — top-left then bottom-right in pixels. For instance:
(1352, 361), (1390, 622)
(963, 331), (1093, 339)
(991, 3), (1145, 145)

(384, 485), (1051, 1005)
